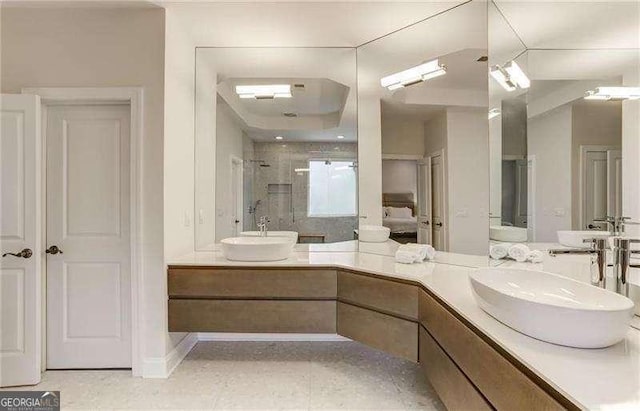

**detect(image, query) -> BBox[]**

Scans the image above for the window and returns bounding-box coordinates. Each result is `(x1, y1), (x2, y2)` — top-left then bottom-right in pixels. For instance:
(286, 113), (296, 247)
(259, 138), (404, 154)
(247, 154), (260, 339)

(308, 160), (357, 217)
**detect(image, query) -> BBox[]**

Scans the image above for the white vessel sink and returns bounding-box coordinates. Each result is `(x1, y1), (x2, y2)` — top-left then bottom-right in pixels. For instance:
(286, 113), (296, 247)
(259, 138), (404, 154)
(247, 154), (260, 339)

(221, 237), (294, 262)
(469, 268), (634, 348)
(358, 225), (390, 243)
(489, 225), (527, 242)
(240, 230), (298, 244)
(557, 230), (609, 248)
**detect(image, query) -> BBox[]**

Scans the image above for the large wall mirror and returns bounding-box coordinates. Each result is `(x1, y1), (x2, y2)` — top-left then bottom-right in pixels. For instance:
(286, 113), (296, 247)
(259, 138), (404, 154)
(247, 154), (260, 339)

(489, 1), (640, 247)
(357, 0), (489, 255)
(195, 48), (357, 250)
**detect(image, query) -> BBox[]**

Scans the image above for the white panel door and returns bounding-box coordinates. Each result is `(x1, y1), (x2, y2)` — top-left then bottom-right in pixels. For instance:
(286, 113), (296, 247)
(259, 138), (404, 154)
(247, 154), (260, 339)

(607, 150), (622, 218)
(584, 151), (608, 230)
(416, 159), (431, 245)
(0, 94), (41, 386)
(431, 155), (445, 251)
(46, 104), (131, 369)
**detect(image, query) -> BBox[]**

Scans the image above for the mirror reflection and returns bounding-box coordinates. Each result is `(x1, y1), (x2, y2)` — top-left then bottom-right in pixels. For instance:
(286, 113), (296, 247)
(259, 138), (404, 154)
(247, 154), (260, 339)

(358, 0), (489, 255)
(489, 1), (640, 249)
(195, 48), (357, 250)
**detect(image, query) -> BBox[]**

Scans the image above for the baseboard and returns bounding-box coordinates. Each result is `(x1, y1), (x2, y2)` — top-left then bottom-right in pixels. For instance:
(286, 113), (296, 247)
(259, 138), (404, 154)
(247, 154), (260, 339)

(197, 333), (351, 342)
(141, 332), (198, 378)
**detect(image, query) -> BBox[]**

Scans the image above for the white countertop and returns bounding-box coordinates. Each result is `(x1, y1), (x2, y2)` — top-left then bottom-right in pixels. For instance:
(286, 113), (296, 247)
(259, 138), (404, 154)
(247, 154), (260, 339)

(170, 241), (640, 410)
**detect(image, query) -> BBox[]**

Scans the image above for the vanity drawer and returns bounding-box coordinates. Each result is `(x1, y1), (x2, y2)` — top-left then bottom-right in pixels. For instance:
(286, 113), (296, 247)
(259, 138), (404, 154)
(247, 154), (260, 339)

(168, 267), (337, 298)
(337, 302), (418, 361)
(337, 271), (418, 320)
(169, 299), (336, 333)
(419, 326), (492, 411)
(418, 291), (566, 411)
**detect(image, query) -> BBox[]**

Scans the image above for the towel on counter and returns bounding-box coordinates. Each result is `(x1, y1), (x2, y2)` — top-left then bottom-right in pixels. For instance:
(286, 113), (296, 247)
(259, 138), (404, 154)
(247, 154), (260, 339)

(508, 244), (531, 262)
(395, 243), (436, 264)
(489, 243), (512, 260)
(527, 249), (544, 264)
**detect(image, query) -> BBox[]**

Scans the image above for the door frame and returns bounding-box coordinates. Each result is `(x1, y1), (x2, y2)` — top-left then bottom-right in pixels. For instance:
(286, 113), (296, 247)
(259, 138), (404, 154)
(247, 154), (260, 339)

(22, 87), (144, 376)
(579, 144), (621, 229)
(426, 149), (448, 251)
(230, 155), (244, 236)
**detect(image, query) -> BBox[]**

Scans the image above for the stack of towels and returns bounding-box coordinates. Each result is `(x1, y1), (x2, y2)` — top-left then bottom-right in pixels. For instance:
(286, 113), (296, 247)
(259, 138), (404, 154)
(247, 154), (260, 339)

(490, 243), (544, 263)
(395, 243), (437, 264)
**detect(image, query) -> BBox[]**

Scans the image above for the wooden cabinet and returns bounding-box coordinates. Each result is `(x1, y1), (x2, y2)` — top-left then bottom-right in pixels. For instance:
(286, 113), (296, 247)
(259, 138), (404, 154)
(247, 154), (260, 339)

(169, 299), (336, 333)
(337, 270), (418, 320)
(168, 267), (336, 299)
(418, 290), (568, 411)
(419, 326), (492, 411)
(337, 302), (418, 361)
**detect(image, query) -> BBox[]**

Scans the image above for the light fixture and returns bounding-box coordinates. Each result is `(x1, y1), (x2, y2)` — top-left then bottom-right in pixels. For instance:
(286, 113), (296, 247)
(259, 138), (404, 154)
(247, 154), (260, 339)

(380, 59), (446, 91)
(275, 136), (283, 140)
(294, 168), (309, 173)
(235, 84), (292, 99)
(490, 61), (530, 92)
(488, 108), (501, 119)
(584, 87), (640, 101)
(337, 135), (345, 139)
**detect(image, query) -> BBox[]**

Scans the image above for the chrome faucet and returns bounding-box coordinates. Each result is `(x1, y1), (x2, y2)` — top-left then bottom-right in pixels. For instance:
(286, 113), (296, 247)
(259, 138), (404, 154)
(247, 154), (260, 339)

(257, 216), (270, 237)
(549, 238), (608, 288)
(611, 238), (640, 297)
(594, 216), (635, 236)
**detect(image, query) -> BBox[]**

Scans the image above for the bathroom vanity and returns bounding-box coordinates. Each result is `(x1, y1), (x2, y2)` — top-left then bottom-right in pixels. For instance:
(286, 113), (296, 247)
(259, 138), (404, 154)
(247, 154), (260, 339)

(168, 245), (640, 411)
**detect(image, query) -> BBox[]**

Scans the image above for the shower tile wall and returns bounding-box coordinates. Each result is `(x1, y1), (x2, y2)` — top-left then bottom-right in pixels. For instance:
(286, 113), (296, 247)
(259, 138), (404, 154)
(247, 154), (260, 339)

(246, 142), (358, 243)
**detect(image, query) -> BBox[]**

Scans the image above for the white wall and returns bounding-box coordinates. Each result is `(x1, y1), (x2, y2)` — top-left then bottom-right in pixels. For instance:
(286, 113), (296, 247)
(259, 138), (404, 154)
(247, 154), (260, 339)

(381, 116), (425, 156)
(445, 108), (489, 255)
(0, 7), (170, 367)
(382, 160), (418, 200)
(528, 105), (573, 242)
(424, 111), (448, 156)
(215, 102), (244, 241)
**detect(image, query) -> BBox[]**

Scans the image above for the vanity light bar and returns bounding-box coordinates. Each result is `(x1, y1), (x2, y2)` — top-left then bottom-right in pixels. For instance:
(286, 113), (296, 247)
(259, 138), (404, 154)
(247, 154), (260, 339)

(235, 84), (292, 99)
(380, 59), (446, 91)
(584, 87), (640, 101)
(488, 108), (501, 119)
(490, 61), (530, 92)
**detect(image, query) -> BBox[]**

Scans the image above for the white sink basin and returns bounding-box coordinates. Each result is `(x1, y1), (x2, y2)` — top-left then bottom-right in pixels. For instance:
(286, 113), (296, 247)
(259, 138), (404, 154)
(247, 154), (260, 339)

(358, 225), (390, 243)
(557, 230), (610, 248)
(240, 230), (298, 244)
(221, 237), (294, 262)
(469, 268), (634, 348)
(490, 225), (527, 242)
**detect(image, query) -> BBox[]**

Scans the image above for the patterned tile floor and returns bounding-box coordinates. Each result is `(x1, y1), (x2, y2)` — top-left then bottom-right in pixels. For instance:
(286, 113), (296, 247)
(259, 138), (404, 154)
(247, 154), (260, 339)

(2, 341), (445, 410)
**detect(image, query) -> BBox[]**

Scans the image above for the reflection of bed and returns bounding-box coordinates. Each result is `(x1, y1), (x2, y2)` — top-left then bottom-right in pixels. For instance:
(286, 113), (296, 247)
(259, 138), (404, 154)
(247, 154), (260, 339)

(382, 193), (418, 239)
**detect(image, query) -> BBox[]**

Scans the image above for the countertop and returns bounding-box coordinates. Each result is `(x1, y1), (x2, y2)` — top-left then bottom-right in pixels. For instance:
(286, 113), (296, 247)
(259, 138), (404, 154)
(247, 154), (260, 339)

(170, 241), (640, 410)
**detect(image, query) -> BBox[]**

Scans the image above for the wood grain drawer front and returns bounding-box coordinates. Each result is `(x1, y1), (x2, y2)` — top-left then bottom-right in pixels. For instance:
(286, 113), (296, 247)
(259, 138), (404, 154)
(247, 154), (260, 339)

(168, 268), (337, 298)
(337, 271), (418, 320)
(419, 327), (493, 411)
(337, 302), (418, 362)
(418, 291), (567, 411)
(169, 299), (336, 333)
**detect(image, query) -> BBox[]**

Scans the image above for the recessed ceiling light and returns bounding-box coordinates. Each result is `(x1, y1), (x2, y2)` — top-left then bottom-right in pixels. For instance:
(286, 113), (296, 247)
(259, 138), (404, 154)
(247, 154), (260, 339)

(236, 84), (292, 99)
(275, 136), (284, 140)
(380, 59), (446, 91)
(337, 135), (345, 139)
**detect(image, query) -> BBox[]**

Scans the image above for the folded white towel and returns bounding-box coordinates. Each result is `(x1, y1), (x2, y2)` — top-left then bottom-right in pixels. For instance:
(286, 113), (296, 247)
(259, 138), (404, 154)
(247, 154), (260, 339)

(398, 243), (436, 261)
(508, 244), (531, 262)
(395, 250), (420, 264)
(490, 243), (512, 260)
(527, 249), (544, 264)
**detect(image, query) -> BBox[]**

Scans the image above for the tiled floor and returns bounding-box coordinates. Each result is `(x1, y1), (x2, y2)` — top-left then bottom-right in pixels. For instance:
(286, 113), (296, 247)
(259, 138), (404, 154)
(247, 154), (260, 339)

(3, 341), (445, 410)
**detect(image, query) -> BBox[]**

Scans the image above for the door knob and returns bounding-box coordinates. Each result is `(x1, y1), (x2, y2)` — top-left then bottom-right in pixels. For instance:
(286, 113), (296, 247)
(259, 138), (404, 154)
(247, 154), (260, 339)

(435, 222), (443, 227)
(46, 245), (63, 255)
(2, 248), (33, 259)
